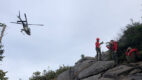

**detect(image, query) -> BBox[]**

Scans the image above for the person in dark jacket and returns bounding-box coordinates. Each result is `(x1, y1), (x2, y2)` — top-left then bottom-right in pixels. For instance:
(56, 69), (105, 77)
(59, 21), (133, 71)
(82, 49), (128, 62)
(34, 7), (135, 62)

(125, 47), (139, 63)
(95, 38), (103, 61)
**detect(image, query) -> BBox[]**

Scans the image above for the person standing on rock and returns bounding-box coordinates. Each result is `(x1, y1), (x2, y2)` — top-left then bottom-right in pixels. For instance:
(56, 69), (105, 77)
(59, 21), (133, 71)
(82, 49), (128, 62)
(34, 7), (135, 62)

(95, 38), (103, 61)
(107, 40), (118, 64)
(125, 47), (139, 63)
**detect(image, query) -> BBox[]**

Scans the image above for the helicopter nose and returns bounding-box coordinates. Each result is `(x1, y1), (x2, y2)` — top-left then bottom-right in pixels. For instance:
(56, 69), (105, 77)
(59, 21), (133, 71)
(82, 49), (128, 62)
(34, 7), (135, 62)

(28, 32), (31, 35)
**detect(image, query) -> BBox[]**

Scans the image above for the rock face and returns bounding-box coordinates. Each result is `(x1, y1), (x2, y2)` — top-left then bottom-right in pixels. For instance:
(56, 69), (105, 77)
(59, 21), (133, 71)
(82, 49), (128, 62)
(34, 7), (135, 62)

(101, 51), (111, 61)
(74, 57), (96, 75)
(57, 52), (142, 80)
(57, 70), (72, 80)
(122, 73), (142, 80)
(103, 65), (134, 78)
(57, 57), (96, 80)
(82, 74), (101, 80)
(73, 57), (96, 80)
(78, 61), (115, 79)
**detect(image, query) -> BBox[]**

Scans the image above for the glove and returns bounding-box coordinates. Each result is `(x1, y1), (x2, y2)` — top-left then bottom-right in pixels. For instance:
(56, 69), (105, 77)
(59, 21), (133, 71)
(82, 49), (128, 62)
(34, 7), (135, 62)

(100, 41), (104, 44)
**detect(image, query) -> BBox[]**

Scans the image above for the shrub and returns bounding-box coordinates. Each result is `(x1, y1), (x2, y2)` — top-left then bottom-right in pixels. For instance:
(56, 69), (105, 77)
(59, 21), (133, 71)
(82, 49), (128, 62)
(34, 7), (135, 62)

(117, 21), (142, 62)
(29, 65), (71, 80)
(0, 70), (8, 80)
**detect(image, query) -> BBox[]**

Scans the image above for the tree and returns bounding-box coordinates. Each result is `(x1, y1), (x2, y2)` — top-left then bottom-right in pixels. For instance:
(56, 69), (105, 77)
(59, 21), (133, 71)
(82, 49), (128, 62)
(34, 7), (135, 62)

(0, 23), (6, 61)
(29, 65), (71, 80)
(0, 70), (8, 80)
(0, 23), (7, 80)
(117, 21), (142, 62)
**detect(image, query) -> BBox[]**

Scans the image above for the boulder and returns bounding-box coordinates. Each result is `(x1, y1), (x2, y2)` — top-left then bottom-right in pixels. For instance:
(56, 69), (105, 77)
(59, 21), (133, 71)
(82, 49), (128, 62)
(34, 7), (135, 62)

(101, 51), (111, 61)
(75, 57), (96, 65)
(128, 69), (141, 75)
(78, 61), (115, 79)
(81, 74), (101, 80)
(74, 60), (95, 75)
(99, 78), (114, 80)
(57, 69), (72, 80)
(133, 61), (142, 68)
(103, 65), (134, 79)
(57, 53), (142, 80)
(121, 73), (142, 80)
(73, 57), (96, 79)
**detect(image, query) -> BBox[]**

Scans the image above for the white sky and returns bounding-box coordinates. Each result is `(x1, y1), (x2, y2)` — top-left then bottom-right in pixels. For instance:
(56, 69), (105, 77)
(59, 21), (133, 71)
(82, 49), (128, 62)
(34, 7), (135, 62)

(0, 0), (142, 80)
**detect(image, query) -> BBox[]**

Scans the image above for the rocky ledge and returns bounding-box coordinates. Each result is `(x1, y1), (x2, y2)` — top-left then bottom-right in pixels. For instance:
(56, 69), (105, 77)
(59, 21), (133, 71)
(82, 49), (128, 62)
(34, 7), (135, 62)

(57, 52), (142, 80)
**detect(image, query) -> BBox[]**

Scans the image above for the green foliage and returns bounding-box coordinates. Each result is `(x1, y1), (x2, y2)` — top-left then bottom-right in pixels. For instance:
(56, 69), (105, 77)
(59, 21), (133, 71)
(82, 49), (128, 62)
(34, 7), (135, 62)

(55, 65), (71, 76)
(0, 50), (4, 61)
(29, 65), (71, 80)
(0, 45), (7, 79)
(0, 23), (7, 79)
(0, 70), (8, 80)
(117, 21), (142, 62)
(0, 49), (7, 80)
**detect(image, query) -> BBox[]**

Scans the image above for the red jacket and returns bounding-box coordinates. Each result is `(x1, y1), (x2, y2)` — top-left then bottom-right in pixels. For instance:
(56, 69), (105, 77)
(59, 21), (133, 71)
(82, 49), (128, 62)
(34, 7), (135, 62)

(112, 41), (117, 51)
(96, 41), (100, 48)
(107, 41), (117, 51)
(106, 45), (110, 49)
(125, 48), (139, 57)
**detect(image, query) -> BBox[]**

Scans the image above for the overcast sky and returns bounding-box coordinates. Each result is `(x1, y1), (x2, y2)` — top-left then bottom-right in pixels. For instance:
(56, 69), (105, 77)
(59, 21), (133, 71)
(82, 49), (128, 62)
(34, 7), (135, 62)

(0, 0), (142, 80)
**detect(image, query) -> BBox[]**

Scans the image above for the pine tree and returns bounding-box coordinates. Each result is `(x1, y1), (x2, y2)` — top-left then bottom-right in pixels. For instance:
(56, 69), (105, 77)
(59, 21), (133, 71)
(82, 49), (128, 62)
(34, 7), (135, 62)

(0, 23), (8, 80)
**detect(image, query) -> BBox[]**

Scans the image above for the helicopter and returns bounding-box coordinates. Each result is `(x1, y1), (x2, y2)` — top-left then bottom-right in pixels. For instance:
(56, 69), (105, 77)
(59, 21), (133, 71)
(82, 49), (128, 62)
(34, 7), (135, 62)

(11, 12), (44, 35)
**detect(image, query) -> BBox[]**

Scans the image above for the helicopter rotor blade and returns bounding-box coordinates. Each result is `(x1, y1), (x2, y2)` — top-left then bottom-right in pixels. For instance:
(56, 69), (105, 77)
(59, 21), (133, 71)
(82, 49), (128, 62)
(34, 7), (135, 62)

(24, 13), (28, 25)
(10, 22), (21, 24)
(19, 11), (20, 17)
(17, 11), (21, 18)
(28, 24), (44, 26)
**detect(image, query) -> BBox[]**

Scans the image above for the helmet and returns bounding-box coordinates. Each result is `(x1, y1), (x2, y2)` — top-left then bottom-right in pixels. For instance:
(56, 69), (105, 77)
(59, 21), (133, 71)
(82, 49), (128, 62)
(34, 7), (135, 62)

(96, 38), (100, 41)
(128, 47), (132, 50)
(110, 40), (114, 42)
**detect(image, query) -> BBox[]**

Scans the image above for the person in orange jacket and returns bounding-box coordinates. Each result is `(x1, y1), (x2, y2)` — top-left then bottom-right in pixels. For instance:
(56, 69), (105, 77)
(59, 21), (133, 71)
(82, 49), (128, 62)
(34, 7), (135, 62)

(95, 38), (103, 61)
(106, 40), (118, 64)
(125, 47), (139, 63)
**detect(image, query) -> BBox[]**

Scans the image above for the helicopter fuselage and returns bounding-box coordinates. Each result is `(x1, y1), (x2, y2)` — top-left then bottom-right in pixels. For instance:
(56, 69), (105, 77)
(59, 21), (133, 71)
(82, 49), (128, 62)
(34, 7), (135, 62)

(18, 21), (31, 35)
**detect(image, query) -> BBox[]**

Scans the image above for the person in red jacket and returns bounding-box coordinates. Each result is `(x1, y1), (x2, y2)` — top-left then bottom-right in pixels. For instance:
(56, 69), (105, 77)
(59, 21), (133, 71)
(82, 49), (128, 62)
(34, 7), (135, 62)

(125, 47), (139, 63)
(95, 38), (103, 61)
(106, 40), (118, 64)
